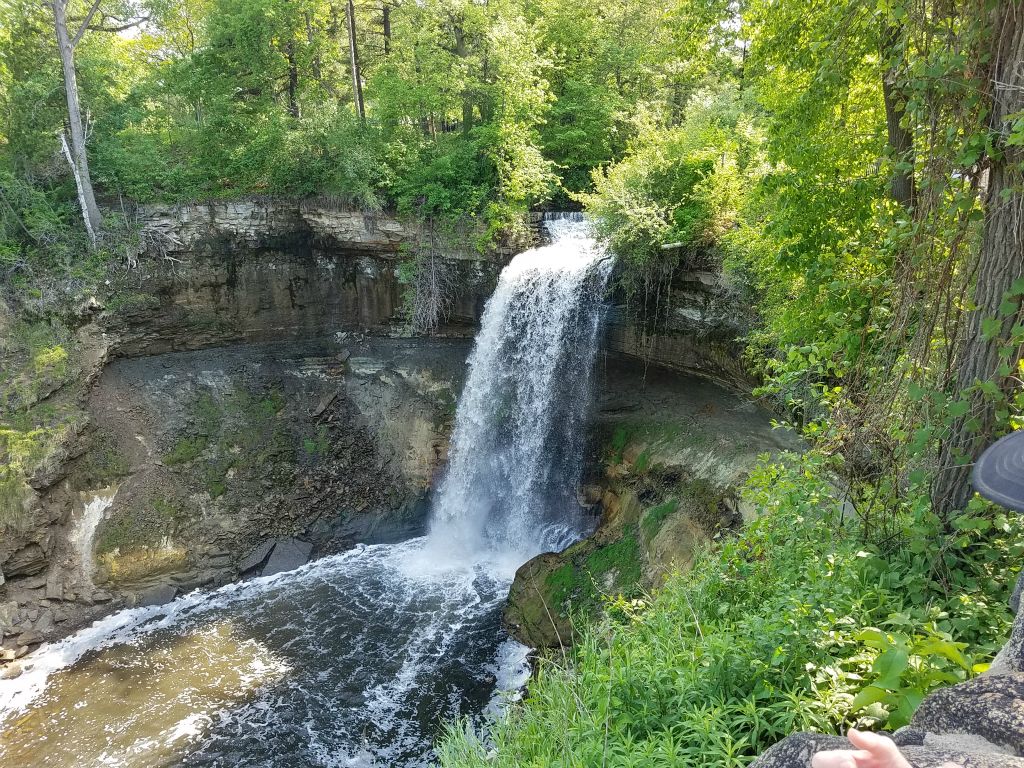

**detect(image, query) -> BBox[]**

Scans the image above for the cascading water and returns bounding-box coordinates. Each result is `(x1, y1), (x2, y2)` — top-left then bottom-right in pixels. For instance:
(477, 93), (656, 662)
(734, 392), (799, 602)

(69, 487), (117, 584)
(430, 218), (612, 559)
(0, 221), (612, 768)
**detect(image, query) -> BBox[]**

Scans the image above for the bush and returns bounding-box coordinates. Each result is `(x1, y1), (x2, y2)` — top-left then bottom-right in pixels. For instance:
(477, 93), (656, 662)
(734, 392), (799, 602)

(437, 451), (1020, 768)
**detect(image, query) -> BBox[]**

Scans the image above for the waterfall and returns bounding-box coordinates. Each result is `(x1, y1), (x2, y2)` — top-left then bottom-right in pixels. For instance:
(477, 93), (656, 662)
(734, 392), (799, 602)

(428, 218), (612, 559)
(70, 487), (116, 584)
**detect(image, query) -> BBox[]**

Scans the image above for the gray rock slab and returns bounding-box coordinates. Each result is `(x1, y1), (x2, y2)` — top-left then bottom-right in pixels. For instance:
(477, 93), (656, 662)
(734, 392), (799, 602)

(238, 540), (275, 575)
(261, 538), (313, 576)
(138, 585), (177, 608)
(911, 673), (1024, 755)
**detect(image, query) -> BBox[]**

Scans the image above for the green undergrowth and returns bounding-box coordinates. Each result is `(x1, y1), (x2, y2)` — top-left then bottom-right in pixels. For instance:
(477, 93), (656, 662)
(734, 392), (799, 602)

(0, 313), (93, 529)
(439, 450), (1022, 768)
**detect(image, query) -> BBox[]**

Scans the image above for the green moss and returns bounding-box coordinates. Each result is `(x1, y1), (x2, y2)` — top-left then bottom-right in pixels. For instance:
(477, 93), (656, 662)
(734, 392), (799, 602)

(302, 424), (330, 459)
(585, 535), (642, 594)
(543, 536), (645, 613)
(75, 434), (130, 486)
(96, 495), (191, 554)
(0, 401), (84, 530)
(634, 449), (652, 473)
(642, 499), (679, 541)
(546, 562), (584, 606)
(609, 426), (630, 463)
(163, 435), (208, 466)
(104, 291), (160, 314)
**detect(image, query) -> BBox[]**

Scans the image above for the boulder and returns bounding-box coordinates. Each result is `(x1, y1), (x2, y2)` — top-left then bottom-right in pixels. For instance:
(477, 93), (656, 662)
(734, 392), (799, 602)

(15, 629), (42, 646)
(0, 663), (23, 680)
(138, 584), (177, 607)
(261, 538), (313, 576)
(750, 732), (1024, 768)
(909, 673), (1024, 755)
(238, 540), (275, 575)
(4, 543), (48, 577)
(503, 552), (573, 649)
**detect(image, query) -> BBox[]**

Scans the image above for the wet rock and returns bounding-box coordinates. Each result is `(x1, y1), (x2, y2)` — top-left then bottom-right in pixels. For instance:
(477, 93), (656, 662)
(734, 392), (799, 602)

(1, 663), (23, 680)
(238, 540), (275, 575)
(206, 553), (233, 568)
(262, 538), (313, 576)
(138, 585), (177, 607)
(92, 590), (113, 603)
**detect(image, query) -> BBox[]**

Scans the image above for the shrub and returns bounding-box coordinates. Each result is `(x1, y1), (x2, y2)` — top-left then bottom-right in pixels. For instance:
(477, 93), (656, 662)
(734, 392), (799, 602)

(437, 451), (1019, 768)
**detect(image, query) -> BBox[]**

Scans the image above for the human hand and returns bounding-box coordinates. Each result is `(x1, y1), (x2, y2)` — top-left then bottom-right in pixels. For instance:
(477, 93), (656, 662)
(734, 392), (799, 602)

(811, 729), (912, 768)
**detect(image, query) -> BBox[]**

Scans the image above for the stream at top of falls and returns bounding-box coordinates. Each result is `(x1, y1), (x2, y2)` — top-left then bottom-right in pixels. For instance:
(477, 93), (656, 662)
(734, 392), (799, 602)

(0, 219), (613, 768)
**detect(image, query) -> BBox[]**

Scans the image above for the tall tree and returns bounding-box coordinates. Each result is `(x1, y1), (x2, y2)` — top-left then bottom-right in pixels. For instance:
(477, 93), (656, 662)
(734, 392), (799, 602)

(932, 0), (1024, 519)
(880, 20), (914, 208)
(50, 0), (103, 244)
(346, 0), (365, 122)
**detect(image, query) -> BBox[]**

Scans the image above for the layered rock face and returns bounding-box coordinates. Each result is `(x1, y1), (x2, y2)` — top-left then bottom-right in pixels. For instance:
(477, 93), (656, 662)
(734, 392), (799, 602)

(126, 200), (751, 384)
(113, 201), (505, 356)
(0, 336), (466, 660)
(605, 268), (756, 389)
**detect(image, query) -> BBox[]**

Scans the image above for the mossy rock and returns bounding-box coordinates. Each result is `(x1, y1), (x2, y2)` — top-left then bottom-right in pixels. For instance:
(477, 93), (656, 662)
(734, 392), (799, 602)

(505, 479), (732, 649)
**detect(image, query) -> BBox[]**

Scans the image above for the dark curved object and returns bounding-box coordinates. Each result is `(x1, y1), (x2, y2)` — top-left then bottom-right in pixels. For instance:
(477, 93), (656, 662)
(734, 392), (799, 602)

(972, 429), (1024, 513)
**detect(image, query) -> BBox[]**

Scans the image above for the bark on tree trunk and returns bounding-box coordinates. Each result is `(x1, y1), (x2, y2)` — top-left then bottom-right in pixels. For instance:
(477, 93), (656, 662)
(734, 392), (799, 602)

(285, 40), (300, 118)
(454, 21), (473, 135)
(382, 2), (391, 56)
(880, 23), (914, 208)
(932, 2), (1024, 520)
(52, 0), (101, 244)
(346, 0), (366, 123)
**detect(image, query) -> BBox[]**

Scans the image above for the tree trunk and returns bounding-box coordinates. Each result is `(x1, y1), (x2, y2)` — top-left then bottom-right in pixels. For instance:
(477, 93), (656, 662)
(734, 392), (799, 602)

(51, 0), (101, 244)
(932, 2), (1024, 520)
(454, 21), (473, 135)
(382, 2), (391, 56)
(346, 0), (366, 122)
(880, 22), (914, 208)
(285, 39), (300, 118)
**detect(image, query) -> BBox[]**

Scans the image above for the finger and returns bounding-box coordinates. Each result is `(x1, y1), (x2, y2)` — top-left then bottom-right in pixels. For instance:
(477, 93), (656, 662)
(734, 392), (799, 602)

(847, 728), (897, 754)
(812, 750), (860, 768)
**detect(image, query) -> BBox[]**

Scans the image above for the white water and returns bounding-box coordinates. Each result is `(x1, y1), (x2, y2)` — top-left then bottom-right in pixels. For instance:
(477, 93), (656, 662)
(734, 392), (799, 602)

(0, 220), (612, 767)
(429, 218), (612, 559)
(69, 487), (117, 583)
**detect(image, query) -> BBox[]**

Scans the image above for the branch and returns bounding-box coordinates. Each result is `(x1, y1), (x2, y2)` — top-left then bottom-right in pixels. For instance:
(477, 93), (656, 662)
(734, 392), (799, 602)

(87, 13), (150, 34)
(71, 0), (103, 48)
